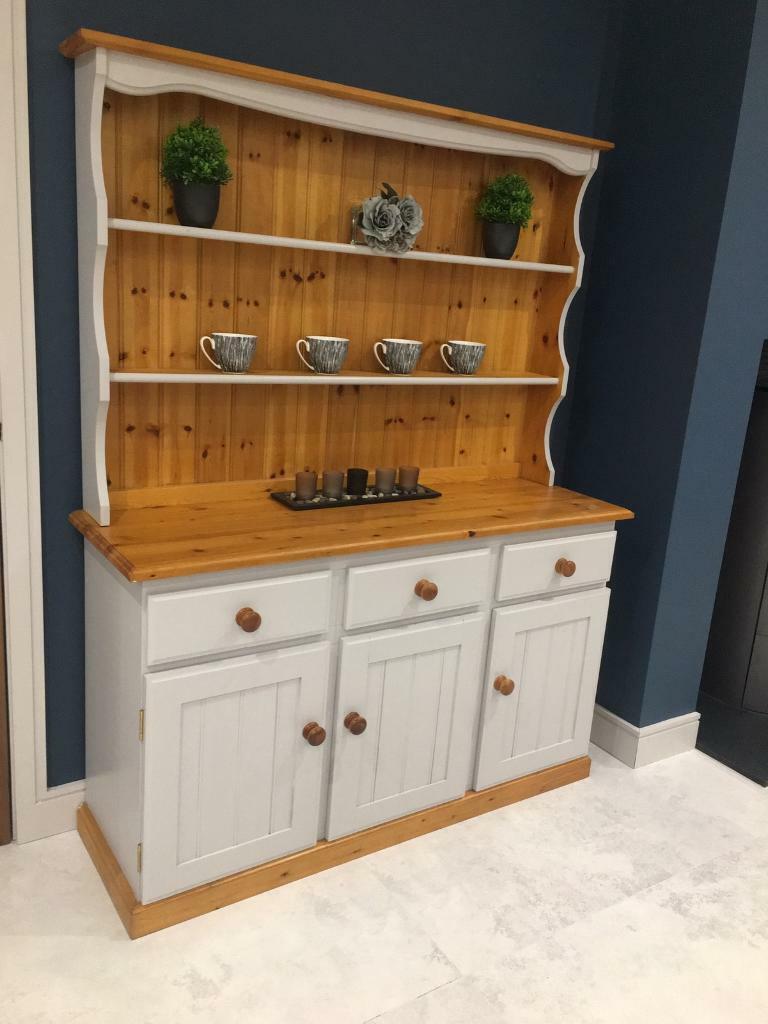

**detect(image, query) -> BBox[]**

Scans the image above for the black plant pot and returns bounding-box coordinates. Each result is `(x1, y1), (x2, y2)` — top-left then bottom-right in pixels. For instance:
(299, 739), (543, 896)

(171, 182), (221, 229)
(482, 222), (521, 260)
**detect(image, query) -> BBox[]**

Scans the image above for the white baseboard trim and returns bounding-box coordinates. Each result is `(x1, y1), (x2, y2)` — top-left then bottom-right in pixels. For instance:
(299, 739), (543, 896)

(14, 781), (83, 844)
(591, 705), (701, 769)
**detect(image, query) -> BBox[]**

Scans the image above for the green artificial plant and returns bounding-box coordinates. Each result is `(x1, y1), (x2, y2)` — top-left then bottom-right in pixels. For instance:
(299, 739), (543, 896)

(161, 117), (233, 186)
(475, 173), (534, 227)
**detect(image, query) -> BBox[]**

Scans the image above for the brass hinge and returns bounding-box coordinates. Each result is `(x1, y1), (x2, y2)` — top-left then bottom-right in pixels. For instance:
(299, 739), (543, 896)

(136, 842), (142, 874)
(138, 708), (145, 742)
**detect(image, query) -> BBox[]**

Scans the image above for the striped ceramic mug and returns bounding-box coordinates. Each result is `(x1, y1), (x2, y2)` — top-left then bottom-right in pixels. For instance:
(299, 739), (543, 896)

(374, 338), (423, 374)
(440, 339), (486, 375)
(296, 335), (349, 374)
(199, 332), (257, 373)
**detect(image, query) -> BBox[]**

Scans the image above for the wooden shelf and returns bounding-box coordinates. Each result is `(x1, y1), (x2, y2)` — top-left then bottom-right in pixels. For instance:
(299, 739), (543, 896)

(108, 218), (576, 275)
(110, 369), (560, 386)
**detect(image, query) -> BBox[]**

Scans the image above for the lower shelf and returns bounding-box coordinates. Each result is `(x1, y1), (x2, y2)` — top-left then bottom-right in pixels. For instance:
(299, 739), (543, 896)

(109, 369), (560, 386)
(78, 755), (591, 939)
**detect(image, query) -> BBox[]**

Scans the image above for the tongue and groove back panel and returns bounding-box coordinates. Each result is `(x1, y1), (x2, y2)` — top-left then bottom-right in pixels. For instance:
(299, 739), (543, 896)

(101, 89), (581, 492)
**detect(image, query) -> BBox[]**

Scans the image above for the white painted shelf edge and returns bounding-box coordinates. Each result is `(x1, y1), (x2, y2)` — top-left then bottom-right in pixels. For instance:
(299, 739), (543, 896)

(107, 217), (575, 274)
(110, 371), (560, 386)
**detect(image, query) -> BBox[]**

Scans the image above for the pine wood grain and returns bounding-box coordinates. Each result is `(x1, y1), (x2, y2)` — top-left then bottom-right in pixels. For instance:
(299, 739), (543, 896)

(101, 89), (587, 494)
(78, 755), (592, 938)
(77, 804), (138, 936)
(70, 473), (632, 582)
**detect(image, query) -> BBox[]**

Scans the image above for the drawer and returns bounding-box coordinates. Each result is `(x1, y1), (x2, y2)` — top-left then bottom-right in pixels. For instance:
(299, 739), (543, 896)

(497, 531), (616, 602)
(146, 571), (332, 665)
(344, 548), (491, 630)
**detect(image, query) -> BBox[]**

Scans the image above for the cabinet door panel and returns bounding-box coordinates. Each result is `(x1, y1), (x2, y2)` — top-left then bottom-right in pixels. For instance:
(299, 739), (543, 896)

(142, 643), (330, 903)
(474, 591), (609, 790)
(327, 614), (485, 840)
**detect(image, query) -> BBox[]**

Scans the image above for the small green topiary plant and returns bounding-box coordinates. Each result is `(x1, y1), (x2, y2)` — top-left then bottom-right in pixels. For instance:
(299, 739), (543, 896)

(475, 173), (534, 227)
(161, 117), (233, 186)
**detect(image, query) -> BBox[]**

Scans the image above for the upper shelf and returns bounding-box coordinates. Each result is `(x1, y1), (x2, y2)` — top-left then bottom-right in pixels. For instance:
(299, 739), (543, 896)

(108, 218), (576, 275)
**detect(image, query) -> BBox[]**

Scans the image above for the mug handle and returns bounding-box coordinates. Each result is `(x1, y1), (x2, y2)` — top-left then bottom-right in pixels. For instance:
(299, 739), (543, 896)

(200, 336), (222, 370)
(440, 343), (455, 373)
(373, 341), (390, 372)
(296, 338), (315, 372)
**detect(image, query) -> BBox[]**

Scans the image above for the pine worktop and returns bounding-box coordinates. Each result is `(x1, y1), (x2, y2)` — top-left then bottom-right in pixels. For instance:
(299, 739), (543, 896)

(70, 475), (633, 583)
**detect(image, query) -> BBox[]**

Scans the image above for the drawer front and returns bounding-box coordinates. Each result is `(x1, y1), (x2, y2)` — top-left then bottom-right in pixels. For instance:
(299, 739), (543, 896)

(147, 571), (332, 665)
(497, 531), (616, 602)
(344, 548), (491, 630)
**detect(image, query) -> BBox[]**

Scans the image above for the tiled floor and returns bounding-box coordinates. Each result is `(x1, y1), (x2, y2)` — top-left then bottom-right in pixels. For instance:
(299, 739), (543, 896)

(1, 745), (766, 1023)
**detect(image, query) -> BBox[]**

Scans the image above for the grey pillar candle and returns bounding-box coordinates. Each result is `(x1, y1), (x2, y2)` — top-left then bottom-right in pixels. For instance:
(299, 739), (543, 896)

(398, 465), (420, 492)
(295, 470), (317, 500)
(375, 467), (396, 494)
(346, 467), (369, 495)
(322, 469), (344, 499)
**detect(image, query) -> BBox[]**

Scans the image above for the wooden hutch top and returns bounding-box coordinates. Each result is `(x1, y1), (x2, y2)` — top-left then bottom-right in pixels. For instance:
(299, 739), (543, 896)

(63, 30), (630, 580)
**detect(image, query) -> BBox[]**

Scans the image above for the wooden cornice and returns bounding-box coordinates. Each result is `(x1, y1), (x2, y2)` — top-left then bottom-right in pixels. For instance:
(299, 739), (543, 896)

(60, 28), (614, 152)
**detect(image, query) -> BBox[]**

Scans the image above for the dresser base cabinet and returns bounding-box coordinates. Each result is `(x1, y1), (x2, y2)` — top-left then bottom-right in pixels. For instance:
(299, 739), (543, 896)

(78, 755), (592, 939)
(80, 523), (620, 934)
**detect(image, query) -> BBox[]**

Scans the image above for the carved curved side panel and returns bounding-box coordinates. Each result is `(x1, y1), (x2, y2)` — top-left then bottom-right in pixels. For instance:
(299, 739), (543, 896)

(75, 50), (111, 524)
(541, 161), (598, 484)
(520, 157), (599, 484)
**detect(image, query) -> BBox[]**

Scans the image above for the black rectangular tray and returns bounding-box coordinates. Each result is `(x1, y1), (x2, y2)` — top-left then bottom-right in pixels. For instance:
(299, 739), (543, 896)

(270, 483), (442, 511)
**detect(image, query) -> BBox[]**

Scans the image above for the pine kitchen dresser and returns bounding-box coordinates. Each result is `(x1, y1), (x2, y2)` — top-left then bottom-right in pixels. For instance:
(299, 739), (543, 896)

(62, 28), (632, 938)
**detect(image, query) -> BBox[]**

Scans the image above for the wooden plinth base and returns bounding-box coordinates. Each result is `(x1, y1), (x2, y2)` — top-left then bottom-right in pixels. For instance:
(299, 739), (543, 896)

(78, 755), (591, 939)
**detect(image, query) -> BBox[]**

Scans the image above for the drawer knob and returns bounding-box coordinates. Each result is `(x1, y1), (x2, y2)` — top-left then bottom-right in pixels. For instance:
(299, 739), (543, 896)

(555, 558), (576, 578)
(414, 578), (439, 601)
(494, 674), (516, 696)
(302, 722), (327, 746)
(344, 711), (367, 735)
(235, 607), (262, 633)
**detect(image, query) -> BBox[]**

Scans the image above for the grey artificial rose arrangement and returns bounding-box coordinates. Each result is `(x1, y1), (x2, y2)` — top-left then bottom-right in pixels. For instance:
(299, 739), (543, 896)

(357, 182), (424, 253)
(398, 195), (424, 237)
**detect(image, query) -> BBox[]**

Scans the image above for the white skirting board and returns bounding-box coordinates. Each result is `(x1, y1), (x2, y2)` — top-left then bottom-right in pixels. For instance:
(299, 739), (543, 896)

(591, 704), (701, 768)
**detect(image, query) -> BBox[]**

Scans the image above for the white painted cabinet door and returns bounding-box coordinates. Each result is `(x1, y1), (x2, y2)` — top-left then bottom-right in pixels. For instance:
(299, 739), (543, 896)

(141, 642), (330, 903)
(474, 590), (609, 790)
(327, 614), (485, 840)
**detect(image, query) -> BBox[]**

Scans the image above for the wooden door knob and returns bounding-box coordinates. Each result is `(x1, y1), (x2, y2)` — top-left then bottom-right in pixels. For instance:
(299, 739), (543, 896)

(414, 578), (439, 601)
(236, 607), (262, 632)
(344, 711), (367, 735)
(302, 722), (326, 746)
(493, 674), (515, 696)
(554, 558), (576, 578)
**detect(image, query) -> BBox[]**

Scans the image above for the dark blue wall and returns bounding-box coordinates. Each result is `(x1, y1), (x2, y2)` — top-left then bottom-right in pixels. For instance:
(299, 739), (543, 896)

(28, 1), (617, 785)
(565, 0), (760, 725)
(639, 0), (768, 725)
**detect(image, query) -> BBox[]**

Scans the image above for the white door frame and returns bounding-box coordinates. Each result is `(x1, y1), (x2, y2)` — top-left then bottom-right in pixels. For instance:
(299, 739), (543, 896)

(0, 0), (82, 842)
